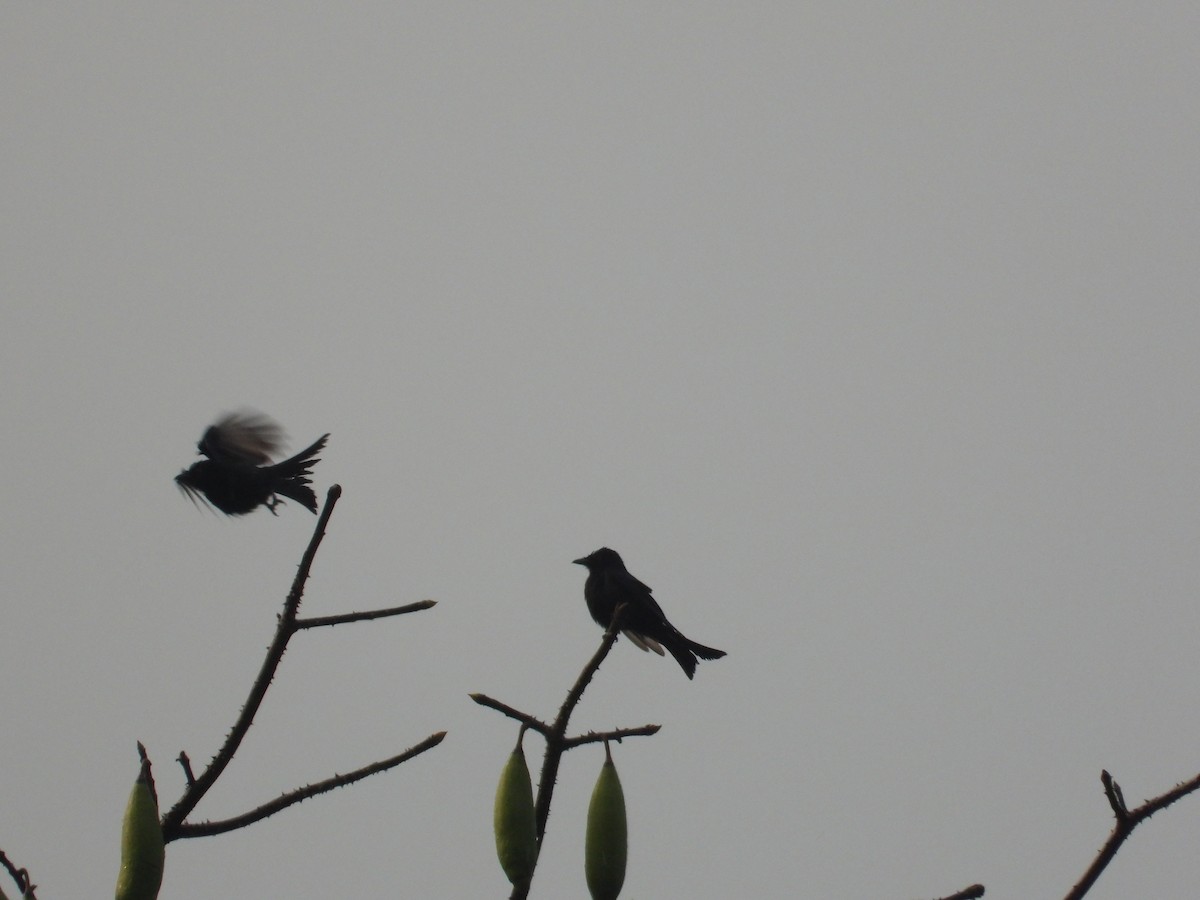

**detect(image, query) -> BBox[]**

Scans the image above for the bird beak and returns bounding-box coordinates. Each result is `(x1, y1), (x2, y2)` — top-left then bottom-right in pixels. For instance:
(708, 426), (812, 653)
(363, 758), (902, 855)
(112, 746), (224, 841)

(572, 556), (588, 566)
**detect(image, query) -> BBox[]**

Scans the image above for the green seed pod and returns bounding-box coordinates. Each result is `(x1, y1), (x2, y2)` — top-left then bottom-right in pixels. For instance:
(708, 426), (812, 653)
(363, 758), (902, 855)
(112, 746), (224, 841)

(115, 756), (165, 900)
(585, 743), (627, 900)
(493, 729), (538, 887)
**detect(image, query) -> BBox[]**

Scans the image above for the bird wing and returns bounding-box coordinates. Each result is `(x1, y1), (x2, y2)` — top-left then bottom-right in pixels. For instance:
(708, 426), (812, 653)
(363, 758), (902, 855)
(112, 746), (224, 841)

(610, 565), (674, 626)
(613, 565), (653, 596)
(199, 411), (285, 465)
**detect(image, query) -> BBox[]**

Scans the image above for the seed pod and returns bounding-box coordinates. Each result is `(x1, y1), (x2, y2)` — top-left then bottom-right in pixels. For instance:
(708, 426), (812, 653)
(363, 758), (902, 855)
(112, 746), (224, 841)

(493, 729), (538, 887)
(585, 742), (627, 900)
(115, 752), (165, 900)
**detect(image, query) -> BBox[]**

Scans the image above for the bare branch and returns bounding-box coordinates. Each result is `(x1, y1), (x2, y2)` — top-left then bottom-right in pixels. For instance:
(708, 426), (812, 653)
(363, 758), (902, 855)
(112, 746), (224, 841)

(545, 602), (628, 752)
(1064, 768), (1200, 899)
(171, 732), (446, 838)
(469, 694), (552, 737)
(529, 604), (629, 848)
(562, 724), (661, 749)
(177, 751), (196, 788)
(934, 886), (984, 900)
(159, 485), (444, 848)
(297, 599), (436, 629)
(0, 848), (37, 900)
(162, 485), (343, 838)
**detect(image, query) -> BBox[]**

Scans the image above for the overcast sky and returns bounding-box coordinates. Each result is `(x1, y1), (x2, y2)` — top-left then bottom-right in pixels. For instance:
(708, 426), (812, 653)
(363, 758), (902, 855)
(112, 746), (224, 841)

(4, 4), (1200, 899)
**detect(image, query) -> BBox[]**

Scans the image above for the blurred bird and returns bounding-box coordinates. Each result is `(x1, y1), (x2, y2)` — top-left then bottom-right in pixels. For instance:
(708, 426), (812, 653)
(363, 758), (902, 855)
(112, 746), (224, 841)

(573, 547), (726, 679)
(176, 412), (328, 516)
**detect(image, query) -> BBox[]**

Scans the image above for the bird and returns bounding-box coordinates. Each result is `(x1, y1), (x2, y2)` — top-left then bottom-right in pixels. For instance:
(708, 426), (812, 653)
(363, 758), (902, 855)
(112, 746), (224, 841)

(572, 547), (726, 679)
(175, 411), (328, 516)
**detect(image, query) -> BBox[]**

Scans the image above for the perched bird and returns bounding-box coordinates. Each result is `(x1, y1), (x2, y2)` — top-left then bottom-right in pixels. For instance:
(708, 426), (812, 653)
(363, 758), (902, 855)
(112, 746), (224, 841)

(176, 412), (328, 516)
(573, 547), (726, 679)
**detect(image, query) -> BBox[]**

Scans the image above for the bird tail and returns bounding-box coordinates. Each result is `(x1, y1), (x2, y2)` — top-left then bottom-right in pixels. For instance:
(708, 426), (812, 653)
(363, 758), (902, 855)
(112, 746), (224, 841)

(269, 434), (329, 513)
(666, 644), (700, 679)
(688, 640), (726, 662)
(663, 638), (726, 680)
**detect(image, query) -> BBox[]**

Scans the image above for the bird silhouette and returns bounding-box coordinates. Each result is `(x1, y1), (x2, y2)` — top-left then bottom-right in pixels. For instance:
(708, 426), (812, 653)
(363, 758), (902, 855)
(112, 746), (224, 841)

(573, 547), (726, 679)
(176, 412), (328, 516)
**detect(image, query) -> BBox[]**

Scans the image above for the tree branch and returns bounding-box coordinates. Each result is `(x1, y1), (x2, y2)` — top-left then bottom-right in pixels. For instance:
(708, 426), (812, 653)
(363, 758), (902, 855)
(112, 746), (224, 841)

(562, 725), (661, 749)
(159, 485), (443, 843)
(0, 848), (37, 900)
(297, 599), (436, 629)
(934, 886), (984, 900)
(177, 751), (196, 788)
(474, 604), (664, 900)
(1064, 768), (1200, 899)
(526, 603), (631, 863)
(469, 693), (658, 748)
(162, 485), (343, 837)
(170, 732), (446, 838)
(469, 694), (553, 737)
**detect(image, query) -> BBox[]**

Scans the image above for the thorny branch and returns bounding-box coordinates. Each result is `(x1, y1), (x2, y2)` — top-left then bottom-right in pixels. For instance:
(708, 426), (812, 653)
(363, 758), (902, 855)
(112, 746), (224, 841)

(472, 603), (661, 900)
(297, 599), (436, 629)
(154, 485), (441, 842)
(0, 847), (37, 900)
(933, 885), (985, 900)
(1063, 768), (1200, 900)
(169, 732), (446, 838)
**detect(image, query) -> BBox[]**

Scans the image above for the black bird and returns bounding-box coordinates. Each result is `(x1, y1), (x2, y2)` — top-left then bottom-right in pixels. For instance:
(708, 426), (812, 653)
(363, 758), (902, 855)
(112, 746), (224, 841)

(176, 412), (328, 516)
(573, 547), (726, 679)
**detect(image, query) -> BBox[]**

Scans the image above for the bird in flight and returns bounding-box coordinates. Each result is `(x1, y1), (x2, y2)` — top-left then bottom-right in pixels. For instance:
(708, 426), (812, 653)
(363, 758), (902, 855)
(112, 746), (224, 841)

(176, 411), (328, 516)
(573, 547), (726, 679)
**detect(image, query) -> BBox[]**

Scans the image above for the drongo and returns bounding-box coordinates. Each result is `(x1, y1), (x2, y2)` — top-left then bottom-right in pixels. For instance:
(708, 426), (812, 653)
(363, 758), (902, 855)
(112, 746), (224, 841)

(573, 547), (725, 679)
(176, 412), (328, 516)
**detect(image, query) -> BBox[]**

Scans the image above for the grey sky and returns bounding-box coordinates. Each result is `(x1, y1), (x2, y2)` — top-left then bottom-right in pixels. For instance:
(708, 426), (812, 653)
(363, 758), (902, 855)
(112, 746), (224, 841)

(3, 4), (1199, 898)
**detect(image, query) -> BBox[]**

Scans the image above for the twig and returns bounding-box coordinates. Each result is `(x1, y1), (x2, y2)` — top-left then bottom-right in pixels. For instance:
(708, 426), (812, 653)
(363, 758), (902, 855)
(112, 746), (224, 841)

(562, 725), (661, 749)
(297, 599), (436, 629)
(1064, 768), (1200, 899)
(177, 751), (196, 788)
(469, 694), (553, 736)
(933, 885), (984, 900)
(0, 848), (36, 900)
(469, 694), (657, 747)
(170, 732), (446, 837)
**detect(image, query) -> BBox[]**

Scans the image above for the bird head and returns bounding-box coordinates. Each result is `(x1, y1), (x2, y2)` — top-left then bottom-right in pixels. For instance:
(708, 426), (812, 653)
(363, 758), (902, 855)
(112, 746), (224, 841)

(572, 547), (623, 571)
